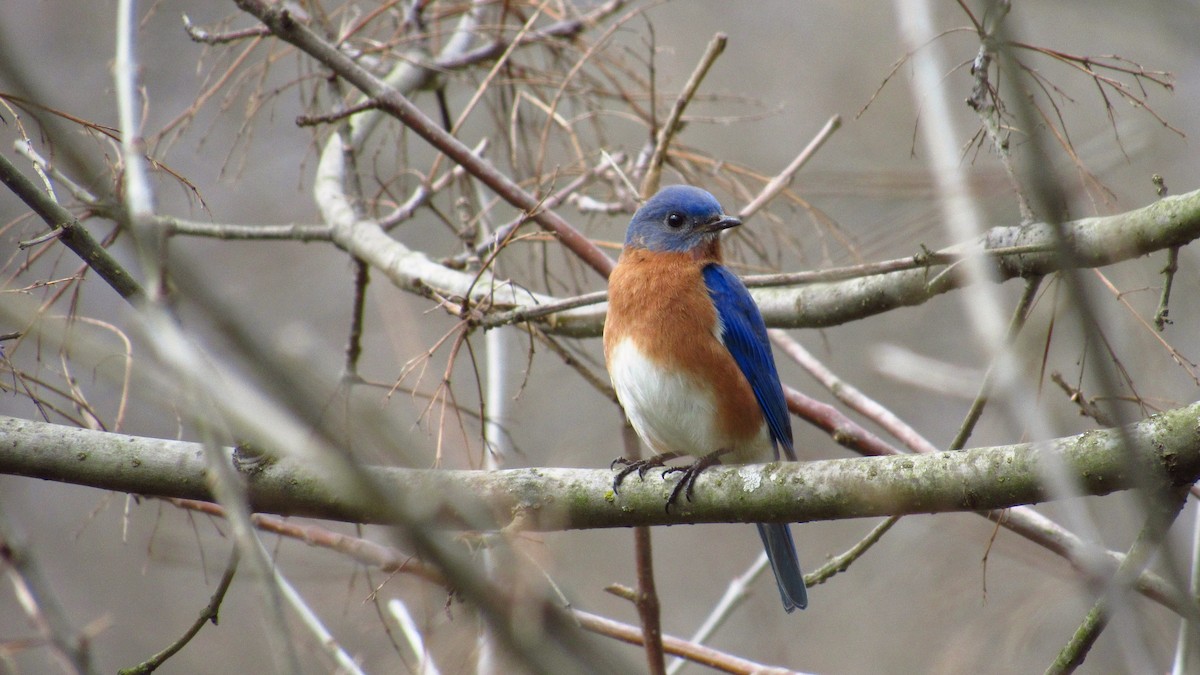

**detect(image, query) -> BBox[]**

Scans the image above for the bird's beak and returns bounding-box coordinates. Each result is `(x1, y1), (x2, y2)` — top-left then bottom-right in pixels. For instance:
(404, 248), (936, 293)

(700, 215), (741, 233)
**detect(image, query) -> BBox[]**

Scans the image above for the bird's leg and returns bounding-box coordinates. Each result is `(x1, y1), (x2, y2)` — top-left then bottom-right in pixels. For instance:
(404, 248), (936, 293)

(662, 448), (731, 512)
(611, 452), (682, 492)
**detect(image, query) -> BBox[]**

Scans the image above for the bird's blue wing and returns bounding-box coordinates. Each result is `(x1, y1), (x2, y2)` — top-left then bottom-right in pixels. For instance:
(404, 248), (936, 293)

(702, 264), (795, 460)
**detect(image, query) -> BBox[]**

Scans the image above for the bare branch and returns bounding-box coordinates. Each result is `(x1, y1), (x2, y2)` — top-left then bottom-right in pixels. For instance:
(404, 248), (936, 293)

(117, 548), (239, 675)
(1154, 246), (1180, 331)
(0, 509), (100, 675)
(425, 187), (1200, 338)
(574, 609), (801, 675)
(232, 0), (615, 278)
(639, 32), (727, 197)
(183, 13), (270, 44)
(3, 406), (1199, 532)
(749, 189), (1200, 330)
(739, 115), (841, 220)
(0, 153), (144, 300)
(1047, 487), (1190, 674)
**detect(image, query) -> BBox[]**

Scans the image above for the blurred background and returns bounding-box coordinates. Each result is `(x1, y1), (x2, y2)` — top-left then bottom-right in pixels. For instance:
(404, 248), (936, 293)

(2, 1), (1200, 672)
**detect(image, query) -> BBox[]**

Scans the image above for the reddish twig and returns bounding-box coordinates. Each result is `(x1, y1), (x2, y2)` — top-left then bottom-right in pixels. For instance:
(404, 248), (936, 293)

(623, 423), (666, 674)
(573, 609), (800, 675)
(232, 0), (616, 278)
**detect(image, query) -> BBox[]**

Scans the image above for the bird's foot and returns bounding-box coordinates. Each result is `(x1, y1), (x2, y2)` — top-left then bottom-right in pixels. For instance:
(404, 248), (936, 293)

(661, 449), (730, 513)
(610, 452), (681, 493)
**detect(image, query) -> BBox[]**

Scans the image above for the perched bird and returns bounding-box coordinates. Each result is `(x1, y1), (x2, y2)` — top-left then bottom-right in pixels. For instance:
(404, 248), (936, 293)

(603, 185), (808, 612)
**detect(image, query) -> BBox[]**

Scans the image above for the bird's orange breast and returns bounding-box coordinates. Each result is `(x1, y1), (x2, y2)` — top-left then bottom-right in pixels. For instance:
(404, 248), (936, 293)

(603, 248), (766, 456)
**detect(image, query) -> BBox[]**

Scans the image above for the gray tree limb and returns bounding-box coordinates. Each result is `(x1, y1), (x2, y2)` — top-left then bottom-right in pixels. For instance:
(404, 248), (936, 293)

(3, 402), (1197, 530)
(716, 189), (1200, 333)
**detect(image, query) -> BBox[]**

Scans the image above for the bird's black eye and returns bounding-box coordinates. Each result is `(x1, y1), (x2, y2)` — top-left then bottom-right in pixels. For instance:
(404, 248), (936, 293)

(666, 212), (686, 228)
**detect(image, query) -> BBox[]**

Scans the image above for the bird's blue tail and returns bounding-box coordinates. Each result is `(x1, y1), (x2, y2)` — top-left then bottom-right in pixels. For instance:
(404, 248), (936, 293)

(756, 522), (808, 612)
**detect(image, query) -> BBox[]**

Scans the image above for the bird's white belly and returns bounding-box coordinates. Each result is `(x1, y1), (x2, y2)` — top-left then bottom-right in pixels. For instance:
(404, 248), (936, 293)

(608, 338), (769, 458)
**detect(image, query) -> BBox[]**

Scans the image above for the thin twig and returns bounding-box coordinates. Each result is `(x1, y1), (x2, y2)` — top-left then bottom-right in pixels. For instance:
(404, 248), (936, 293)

(379, 140), (482, 231)
(160, 217), (333, 241)
(115, 0), (164, 299)
(344, 258), (369, 381)
(739, 115), (841, 220)
(295, 99), (381, 127)
(771, 332), (938, 455)
(234, 0), (615, 278)
(622, 422), (667, 675)
(12, 139), (98, 205)
(1050, 371), (1116, 427)
(387, 600), (443, 675)
(947, 275), (1044, 451)
(742, 243), (1052, 287)
(0, 509), (100, 675)
(665, 553), (770, 675)
(666, 516), (897, 675)
(573, 609), (800, 675)
(273, 565), (366, 675)
(1154, 246), (1179, 331)
(639, 32), (727, 197)
(964, 1), (1036, 223)
(164, 498), (446, 587)
(17, 228), (64, 249)
(525, 324), (616, 400)
(805, 517), (899, 586)
(1046, 486), (1190, 674)
(1091, 268), (1199, 385)
(183, 13), (270, 43)
(474, 290), (608, 330)
(118, 547), (239, 675)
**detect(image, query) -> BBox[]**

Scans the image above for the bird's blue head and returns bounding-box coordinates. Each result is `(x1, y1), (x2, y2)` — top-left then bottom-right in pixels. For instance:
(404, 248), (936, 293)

(623, 185), (741, 253)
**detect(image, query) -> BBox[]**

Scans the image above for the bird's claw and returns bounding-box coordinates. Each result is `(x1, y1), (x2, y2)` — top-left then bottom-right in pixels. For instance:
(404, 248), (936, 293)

(660, 449), (730, 513)
(611, 454), (675, 493)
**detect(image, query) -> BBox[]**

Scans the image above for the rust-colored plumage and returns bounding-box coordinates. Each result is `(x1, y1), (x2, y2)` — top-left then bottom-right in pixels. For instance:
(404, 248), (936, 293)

(603, 184), (808, 612)
(604, 247), (767, 458)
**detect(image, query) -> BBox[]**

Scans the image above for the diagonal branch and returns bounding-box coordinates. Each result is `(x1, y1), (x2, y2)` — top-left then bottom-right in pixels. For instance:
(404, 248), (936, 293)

(117, 547), (239, 675)
(1046, 486), (1191, 674)
(639, 32), (727, 197)
(231, 0), (615, 278)
(0, 153), (144, 301)
(0, 508), (100, 675)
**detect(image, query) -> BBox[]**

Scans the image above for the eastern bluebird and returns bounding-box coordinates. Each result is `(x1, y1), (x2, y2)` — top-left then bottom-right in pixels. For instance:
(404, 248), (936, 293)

(603, 185), (809, 613)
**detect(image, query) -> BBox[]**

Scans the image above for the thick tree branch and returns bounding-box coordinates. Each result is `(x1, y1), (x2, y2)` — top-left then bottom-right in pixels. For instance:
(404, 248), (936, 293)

(747, 187), (1200, 329)
(3, 403), (1198, 530)
(508, 188), (1200, 337)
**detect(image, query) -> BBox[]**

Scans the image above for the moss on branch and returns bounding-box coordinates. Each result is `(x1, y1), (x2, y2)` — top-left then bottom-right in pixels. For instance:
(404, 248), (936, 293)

(3, 402), (1198, 530)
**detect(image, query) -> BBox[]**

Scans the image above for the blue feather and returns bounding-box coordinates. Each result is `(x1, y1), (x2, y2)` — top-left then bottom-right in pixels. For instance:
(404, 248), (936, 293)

(701, 264), (796, 461)
(757, 522), (808, 612)
(704, 263), (807, 611)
